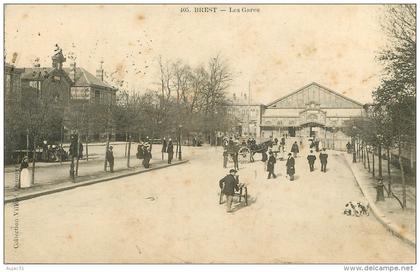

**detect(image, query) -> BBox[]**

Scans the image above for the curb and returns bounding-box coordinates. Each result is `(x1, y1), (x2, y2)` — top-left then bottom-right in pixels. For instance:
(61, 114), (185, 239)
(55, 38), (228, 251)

(342, 154), (415, 248)
(5, 160), (189, 204)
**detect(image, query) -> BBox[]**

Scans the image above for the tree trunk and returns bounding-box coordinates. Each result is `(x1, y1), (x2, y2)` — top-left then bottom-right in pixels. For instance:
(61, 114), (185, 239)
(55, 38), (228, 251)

(372, 147), (375, 178)
(378, 143), (382, 179)
(366, 146), (371, 172)
(398, 142), (406, 209)
(104, 133), (110, 171)
(176, 138), (179, 159)
(361, 142), (366, 169)
(356, 138), (360, 160)
(59, 126), (63, 165)
(85, 134), (89, 162)
(76, 135), (80, 177)
(31, 136), (36, 185)
(387, 148), (391, 197)
(124, 132), (128, 158)
(127, 133), (131, 168)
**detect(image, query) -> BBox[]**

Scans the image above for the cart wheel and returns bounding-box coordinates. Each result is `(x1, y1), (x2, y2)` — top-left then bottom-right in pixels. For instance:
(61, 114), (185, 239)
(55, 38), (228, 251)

(244, 187), (248, 206)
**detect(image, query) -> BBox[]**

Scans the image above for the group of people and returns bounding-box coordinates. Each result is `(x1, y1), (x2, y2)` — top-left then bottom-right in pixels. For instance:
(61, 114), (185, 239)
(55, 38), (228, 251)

(104, 141), (154, 173)
(136, 142), (153, 168)
(306, 148), (328, 173)
(222, 137), (240, 171)
(266, 151), (296, 181)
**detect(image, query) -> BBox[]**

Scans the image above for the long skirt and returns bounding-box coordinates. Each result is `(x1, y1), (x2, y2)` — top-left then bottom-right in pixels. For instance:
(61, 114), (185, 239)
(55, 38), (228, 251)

(20, 168), (31, 188)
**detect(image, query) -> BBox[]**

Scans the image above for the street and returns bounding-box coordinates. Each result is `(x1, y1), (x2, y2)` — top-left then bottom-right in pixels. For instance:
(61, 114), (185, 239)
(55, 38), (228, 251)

(5, 145), (415, 263)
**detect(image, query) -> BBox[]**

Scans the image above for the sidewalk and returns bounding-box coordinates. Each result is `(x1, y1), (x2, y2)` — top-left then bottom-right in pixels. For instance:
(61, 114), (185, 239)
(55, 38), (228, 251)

(5, 143), (189, 202)
(343, 153), (415, 247)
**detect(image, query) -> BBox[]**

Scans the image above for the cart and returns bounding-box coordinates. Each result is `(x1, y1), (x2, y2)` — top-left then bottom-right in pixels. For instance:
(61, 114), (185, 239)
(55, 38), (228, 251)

(219, 183), (248, 206)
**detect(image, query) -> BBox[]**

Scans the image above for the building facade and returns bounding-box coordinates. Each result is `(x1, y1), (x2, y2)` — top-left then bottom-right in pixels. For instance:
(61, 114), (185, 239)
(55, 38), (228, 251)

(12, 49), (118, 143)
(228, 82), (365, 150)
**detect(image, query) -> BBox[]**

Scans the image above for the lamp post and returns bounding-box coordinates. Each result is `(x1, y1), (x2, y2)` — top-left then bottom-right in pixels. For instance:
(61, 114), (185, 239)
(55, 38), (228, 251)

(178, 125), (182, 160)
(332, 126), (336, 150)
(352, 126), (357, 163)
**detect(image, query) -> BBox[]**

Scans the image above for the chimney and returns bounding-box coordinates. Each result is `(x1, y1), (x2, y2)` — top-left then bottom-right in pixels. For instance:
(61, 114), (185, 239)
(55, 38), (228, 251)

(96, 60), (104, 81)
(69, 62), (76, 83)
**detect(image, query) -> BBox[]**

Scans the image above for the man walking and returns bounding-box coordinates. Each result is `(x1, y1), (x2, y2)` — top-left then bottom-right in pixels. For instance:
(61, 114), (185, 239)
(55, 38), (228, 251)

(167, 139), (174, 164)
(223, 149), (228, 168)
(319, 148), (328, 172)
(232, 151), (239, 171)
(219, 169), (239, 213)
(267, 151), (277, 179)
(162, 137), (167, 160)
(307, 150), (316, 172)
(106, 146), (114, 173)
(286, 153), (295, 181)
(291, 141), (299, 158)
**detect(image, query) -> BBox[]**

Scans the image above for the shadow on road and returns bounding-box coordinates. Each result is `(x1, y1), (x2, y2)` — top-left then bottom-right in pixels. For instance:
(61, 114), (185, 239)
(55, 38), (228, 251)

(232, 194), (257, 212)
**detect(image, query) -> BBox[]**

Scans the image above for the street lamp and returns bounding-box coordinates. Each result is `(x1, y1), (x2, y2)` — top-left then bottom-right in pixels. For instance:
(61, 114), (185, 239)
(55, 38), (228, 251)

(178, 125), (183, 160)
(352, 126), (357, 163)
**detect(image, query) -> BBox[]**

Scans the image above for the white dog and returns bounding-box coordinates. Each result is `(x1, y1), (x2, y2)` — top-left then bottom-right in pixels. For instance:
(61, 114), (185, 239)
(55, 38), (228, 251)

(344, 201), (369, 217)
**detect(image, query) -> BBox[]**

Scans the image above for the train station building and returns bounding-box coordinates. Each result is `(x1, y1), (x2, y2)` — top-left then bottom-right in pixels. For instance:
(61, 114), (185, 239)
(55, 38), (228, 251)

(229, 82), (365, 150)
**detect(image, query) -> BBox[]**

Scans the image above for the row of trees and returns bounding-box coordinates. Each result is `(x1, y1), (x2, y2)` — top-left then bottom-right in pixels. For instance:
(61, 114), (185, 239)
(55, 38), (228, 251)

(5, 55), (238, 184)
(344, 5), (415, 209)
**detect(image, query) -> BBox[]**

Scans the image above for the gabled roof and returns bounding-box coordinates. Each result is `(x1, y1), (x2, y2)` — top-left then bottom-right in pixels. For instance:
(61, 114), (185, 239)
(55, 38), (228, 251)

(266, 82), (363, 107)
(21, 66), (115, 90)
(63, 67), (115, 89)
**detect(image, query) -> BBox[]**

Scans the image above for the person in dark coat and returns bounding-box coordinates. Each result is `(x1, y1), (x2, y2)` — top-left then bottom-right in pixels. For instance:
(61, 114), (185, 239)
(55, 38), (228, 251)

(267, 151), (277, 179)
(219, 169), (239, 212)
(291, 141), (299, 158)
(223, 149), (228, 168)
(167, 139), (174, 164)
(319, 148), (328, 172)
(286, 153), (295, 181)
(162, 137), (167, 160)
(142, 144), (151, 168)
(106, 146), (114, 172)
(232, 152), (239, 170)
(261, 148), (268, 162)
(280, 137), (286, 147)
(307, 150), (316, 172)
(346, 142), (352, 154)
(137, 143), (144, 159)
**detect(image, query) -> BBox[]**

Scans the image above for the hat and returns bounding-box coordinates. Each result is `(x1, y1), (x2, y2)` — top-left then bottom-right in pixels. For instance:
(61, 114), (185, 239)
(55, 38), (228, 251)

(229, 169), (237, 173)
(288, 153), (292, 156)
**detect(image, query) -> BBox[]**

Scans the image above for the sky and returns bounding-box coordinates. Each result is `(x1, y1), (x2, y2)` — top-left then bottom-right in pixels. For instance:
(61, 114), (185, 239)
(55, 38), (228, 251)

(5, 4), (389, 105)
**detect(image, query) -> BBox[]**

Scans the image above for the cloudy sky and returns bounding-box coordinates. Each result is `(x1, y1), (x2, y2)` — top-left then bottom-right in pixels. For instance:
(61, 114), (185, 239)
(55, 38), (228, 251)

(5, 4), (389, 104)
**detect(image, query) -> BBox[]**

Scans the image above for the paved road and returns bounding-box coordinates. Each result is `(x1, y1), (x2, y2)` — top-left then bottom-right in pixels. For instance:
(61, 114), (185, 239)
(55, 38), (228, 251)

(5, 145), (415, 263)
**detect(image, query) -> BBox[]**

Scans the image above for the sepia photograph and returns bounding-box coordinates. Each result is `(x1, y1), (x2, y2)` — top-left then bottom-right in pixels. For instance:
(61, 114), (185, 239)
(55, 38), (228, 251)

(3, 2), (416, 267)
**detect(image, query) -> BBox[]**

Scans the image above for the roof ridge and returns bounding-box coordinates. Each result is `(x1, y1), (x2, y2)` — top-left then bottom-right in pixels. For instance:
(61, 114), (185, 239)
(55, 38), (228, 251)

(266, 82), (363, 107)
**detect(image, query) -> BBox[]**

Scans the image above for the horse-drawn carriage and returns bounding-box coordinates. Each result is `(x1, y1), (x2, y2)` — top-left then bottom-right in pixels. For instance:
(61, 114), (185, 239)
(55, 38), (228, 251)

(225, 138), (279, 163)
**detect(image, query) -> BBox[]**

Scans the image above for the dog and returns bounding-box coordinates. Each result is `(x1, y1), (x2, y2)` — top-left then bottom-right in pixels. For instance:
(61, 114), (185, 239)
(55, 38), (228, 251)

(343, 201), (369, 217)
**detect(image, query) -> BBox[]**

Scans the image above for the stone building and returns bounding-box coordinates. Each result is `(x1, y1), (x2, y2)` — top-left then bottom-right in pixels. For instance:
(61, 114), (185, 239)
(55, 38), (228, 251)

(228, 82), (365, 150)
(12, 49), (117, 143)
(226, 92), (264, 137)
